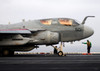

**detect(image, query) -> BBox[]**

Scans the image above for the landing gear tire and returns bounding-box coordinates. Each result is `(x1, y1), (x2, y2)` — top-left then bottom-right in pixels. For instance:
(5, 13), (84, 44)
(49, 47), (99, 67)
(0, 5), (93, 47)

(0, 49), (14, 57)
(58, 51), (63, 56)
(2, 50), (9, 56)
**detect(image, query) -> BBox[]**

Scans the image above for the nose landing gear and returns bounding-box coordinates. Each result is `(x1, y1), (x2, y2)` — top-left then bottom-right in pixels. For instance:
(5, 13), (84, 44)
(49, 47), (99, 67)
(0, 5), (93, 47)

(52, 42), (64, 56)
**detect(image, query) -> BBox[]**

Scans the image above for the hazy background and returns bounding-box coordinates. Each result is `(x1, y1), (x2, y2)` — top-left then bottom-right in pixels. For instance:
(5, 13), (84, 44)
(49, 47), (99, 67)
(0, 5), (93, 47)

(0, 0), (100, 53)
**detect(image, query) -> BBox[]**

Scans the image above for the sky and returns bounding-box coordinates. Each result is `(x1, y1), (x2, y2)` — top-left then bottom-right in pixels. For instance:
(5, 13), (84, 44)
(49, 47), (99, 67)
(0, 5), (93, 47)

(0, 0), (100, 53)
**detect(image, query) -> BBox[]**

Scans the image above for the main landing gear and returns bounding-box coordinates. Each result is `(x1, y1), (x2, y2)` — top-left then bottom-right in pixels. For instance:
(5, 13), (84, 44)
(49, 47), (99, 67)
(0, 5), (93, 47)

(0, 48), (14, 57)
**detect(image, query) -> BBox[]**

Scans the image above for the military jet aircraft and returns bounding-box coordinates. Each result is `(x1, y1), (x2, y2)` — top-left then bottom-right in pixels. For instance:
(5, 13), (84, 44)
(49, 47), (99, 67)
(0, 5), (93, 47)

(0, 16), (94, 56)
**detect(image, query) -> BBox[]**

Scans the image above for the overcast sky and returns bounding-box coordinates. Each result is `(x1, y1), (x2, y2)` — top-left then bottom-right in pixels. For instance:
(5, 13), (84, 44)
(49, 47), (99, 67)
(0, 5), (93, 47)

(0, 0), (100, 53)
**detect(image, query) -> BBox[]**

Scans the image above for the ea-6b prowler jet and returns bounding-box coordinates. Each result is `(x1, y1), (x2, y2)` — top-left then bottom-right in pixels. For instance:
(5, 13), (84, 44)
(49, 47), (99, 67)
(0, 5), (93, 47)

(0, 16), (94, 56)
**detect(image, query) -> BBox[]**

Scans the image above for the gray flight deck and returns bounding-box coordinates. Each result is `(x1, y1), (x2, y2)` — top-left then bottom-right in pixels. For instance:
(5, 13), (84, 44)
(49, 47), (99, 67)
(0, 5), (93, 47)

(0, 54), (100, 71)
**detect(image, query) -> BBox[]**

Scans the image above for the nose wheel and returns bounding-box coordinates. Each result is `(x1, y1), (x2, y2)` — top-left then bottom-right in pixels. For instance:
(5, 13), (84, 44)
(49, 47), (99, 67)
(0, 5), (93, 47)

(58, 51), (63, 56)
(52, 42), (64, 56)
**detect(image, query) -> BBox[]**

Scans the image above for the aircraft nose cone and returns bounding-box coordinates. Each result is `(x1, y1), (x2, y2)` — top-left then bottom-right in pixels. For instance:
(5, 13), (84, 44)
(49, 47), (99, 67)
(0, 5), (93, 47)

(84, 26), (94, 38)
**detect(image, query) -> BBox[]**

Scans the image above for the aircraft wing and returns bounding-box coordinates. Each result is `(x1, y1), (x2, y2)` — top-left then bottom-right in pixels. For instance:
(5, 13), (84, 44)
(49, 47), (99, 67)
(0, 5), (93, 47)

(0, 28), (46, 34)
(0, 29), (31, 34)
(29, 29), (46, 33)
(0, 28), (46, 46)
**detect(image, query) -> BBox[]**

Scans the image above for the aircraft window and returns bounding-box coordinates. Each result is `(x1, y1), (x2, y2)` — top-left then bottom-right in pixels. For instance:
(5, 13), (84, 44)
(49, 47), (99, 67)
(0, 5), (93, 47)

(73, 20), (80, 25)
(58, 19), (72, 26)
(40, 19), (52, 25)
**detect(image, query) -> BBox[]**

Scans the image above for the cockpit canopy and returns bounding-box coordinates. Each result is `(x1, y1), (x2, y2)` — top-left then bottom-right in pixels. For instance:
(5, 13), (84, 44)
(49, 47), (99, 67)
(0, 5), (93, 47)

(58, 18), (72, 26)
(40, 18), (79, 26)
